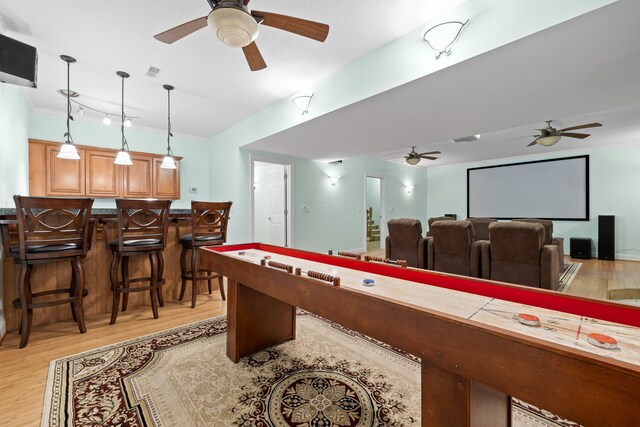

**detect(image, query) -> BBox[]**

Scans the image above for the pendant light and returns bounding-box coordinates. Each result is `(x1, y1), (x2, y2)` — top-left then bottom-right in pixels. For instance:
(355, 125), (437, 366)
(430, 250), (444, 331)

(160, 84), (176, 169)
(114, 71), (133, 165)
(57, 55), (80, 160)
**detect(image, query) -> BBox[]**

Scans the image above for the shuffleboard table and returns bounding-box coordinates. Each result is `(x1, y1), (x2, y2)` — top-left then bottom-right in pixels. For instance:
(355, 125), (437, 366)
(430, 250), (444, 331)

(201, 243), (640, 427)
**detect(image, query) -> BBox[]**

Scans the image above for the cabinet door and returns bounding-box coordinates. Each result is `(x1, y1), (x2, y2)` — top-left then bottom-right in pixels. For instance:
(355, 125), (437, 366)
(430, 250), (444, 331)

(45, 145), (85, 196)
(122, 154), (153, 198)
(86, 150), (122, 197)
(153, 157), (181, 199)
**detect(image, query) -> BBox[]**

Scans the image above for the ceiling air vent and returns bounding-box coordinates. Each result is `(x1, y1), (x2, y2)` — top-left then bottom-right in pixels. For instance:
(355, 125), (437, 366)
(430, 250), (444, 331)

(451, 134), (481, 143)
(145, 66), (161, 78)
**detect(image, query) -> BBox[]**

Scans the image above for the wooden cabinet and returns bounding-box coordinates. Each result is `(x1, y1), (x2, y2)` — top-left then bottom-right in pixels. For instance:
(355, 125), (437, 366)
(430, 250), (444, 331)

(86, 150), (122, 197)
(153, 157), (180, 199)
(29, 139), (181, 200)
(123, 154), (154, 198)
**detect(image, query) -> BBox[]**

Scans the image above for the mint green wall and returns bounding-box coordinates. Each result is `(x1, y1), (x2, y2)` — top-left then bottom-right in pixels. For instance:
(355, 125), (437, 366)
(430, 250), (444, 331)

(209, 0), (613, 250)
(0, 83), (30, 207)
(29, 111), (210, 208)
(233, 151), (428, 252)
(426, 144), (640, 261)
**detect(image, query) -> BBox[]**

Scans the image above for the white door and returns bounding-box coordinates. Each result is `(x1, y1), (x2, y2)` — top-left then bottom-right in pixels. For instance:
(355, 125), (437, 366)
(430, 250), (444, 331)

(268, 168), (286, 246)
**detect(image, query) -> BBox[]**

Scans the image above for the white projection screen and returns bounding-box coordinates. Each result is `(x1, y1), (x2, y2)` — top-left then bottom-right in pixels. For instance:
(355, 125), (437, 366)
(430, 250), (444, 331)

(467, 155), (589, 220)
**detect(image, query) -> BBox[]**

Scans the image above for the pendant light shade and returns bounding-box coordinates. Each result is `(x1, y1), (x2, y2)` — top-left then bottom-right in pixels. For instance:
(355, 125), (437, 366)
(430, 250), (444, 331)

(114, 71), (133, 166)
(160, 84), (177, 170)
(58, 55), (80, 160)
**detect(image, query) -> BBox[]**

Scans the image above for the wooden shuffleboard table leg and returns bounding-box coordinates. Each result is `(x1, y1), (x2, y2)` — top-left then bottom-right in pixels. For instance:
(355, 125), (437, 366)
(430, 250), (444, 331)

(422, 362), (511, 426)
(226, 278), (297, 363)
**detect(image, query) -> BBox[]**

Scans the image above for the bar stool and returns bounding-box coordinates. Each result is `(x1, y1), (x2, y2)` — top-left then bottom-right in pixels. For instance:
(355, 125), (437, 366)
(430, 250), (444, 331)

(0, 195), (94, 348)
(178, 201), (232, 308)
(105, 199), (171, 324)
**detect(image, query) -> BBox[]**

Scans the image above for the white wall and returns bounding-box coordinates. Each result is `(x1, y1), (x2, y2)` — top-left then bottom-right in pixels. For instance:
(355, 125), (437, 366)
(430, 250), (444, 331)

(426, 144), (640, 260)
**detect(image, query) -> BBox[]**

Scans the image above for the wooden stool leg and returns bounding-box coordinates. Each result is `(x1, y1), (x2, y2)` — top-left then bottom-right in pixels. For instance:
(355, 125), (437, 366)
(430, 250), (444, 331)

(149, 253), (160, 319)
(207, 271), (213, 294)
(191, 247), (199, 308)
(18, 262), (34, 348)
(71, 257), (87, 334)
(179, 246), (189, 301)
(121, 256), (130, 312)
(110, 253), (121, 325)
(157, 251), (165, 307)
(218, 275), (226, 301)
(69, 263), (78, 322)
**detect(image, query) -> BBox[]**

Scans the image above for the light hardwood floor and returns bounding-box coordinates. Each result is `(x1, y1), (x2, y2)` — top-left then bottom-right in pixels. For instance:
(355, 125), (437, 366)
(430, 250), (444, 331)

(1, 257), (638, 426)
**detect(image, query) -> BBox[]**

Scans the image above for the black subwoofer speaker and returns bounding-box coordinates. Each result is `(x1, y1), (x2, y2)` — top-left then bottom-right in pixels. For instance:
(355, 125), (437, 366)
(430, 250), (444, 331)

(570, 238), (592, 259)
(598, 215), (615, 261)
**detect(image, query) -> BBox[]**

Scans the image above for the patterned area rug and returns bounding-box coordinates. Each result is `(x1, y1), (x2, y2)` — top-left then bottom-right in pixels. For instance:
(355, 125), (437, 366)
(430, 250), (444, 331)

(558, 261), (582, 293)
(42, 312), (580, 426)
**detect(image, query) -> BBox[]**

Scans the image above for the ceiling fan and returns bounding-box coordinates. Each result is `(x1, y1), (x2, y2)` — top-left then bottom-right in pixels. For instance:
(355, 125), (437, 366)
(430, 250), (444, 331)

(405, 146), (441, 165)
(153, 0), (329, 71)
(527, 120), (602, 147)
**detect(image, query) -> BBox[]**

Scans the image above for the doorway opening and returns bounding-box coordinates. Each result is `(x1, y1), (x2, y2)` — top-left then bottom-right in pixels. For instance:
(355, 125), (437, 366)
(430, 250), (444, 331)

(364, 176), (384, 253)
(251, 158), (293, 247)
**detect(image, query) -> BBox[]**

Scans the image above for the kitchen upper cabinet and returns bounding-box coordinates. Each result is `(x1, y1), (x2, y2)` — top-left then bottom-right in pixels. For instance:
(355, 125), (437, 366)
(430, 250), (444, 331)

(123, 153), (154, 198)
(86, 150), (122, 198)
(153, 157), (180, 199)
(29, 139), (181, 200)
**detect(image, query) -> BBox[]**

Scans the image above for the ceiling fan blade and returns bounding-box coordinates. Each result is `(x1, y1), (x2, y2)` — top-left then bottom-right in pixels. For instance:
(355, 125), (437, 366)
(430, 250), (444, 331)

(242, 41), (267, 71)
(527, 140), (539, 147)
(251, 10), (329, 42)
(559, 122), (602, 132)
(420, 156), (439, 161)
(418, 151), (441, 156)
(154, 16), (208, 44)
(561, 132), (590, 139)
(244, 0), (251, 5)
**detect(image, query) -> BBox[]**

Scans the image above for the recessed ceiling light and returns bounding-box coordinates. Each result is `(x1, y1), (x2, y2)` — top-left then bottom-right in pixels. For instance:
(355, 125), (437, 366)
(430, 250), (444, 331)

(451, 134), (481, 143)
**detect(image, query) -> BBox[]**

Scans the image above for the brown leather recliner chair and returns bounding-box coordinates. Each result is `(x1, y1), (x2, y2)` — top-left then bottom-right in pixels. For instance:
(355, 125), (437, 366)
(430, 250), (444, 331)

(481, 222), (560, 290)
(513, 218), (565, 270)
(465, 217), (496, 241)
(385, 218), (428, 268)
(428, 220), (482, 277)
(426, 216), (455, 237)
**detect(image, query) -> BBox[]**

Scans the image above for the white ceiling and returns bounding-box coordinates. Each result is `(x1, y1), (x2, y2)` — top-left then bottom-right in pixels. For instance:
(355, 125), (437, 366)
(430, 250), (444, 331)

(246, 0), (640, 167)
(0, 0), (465, 139)
(2, 0), (639, 167)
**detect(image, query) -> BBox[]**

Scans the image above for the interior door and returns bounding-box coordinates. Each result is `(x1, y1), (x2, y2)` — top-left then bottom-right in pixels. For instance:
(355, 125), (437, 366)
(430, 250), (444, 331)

(268, 167), (286, 246)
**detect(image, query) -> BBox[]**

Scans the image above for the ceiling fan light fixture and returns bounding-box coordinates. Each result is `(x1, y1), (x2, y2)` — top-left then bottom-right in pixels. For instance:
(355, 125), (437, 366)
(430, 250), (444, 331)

(406, 157), (421, 166)
(537, 135), (561, 146)
(207, 8), (259, 48)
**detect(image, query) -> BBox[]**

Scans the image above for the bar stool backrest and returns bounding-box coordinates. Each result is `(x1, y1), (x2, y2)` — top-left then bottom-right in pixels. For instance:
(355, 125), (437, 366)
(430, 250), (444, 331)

(190, 201), (232, 244)
(13, 195), (94, 260)
(114, 199), (172, 252)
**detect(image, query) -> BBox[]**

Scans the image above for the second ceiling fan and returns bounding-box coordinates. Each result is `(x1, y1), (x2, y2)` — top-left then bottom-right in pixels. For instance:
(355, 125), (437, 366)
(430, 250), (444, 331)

(154, 0), (329, 71)
(527, 120), (602, 147)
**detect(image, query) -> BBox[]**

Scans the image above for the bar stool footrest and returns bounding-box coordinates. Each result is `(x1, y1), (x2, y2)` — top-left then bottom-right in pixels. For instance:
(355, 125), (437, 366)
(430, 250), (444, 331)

(12, 288), (89, 309)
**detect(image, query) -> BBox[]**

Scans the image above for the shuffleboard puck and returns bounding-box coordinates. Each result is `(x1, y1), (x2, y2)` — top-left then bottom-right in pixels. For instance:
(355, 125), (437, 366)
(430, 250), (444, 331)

(517, 313), (540, 326)
(587, 333), (618, 350)
(362, 279), (375, 287)
(263, 255), (271, 260)
(238, 251), (245, 255)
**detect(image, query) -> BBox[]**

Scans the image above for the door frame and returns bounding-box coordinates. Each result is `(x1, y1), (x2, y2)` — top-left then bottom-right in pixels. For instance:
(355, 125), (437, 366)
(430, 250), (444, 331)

(250, 155), (294, 247)
(363, 174), (386, 252)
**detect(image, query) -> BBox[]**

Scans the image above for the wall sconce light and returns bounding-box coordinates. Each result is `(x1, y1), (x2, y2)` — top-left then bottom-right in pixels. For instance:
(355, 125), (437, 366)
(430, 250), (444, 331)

(328, 176), (340, 186)
(423, 19), (469, 59)
(292, 94), (314, 115)
(406, 185), (415, 194)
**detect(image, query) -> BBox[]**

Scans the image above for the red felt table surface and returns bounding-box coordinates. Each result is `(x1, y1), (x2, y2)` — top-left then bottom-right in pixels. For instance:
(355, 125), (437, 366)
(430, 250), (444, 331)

(207, 243), (640, 328)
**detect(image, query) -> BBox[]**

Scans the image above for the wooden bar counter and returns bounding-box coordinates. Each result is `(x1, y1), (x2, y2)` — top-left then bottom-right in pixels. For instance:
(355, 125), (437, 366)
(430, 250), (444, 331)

(0, 209), (213, 332)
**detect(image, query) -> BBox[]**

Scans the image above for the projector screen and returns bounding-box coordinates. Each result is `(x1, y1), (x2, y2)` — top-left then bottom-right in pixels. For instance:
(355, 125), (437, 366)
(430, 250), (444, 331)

(467, 155), (589, 220)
